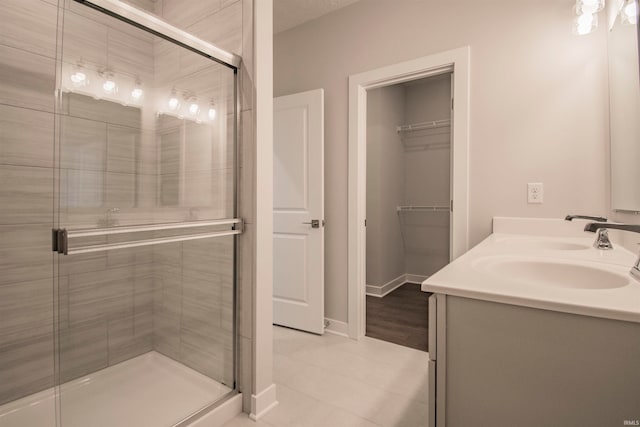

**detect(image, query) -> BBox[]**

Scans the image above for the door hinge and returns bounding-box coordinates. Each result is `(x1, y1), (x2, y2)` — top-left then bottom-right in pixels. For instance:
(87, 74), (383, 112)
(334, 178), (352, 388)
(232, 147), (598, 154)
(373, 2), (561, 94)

(364, 219), (367, 227)
(450, 200), (453, 212)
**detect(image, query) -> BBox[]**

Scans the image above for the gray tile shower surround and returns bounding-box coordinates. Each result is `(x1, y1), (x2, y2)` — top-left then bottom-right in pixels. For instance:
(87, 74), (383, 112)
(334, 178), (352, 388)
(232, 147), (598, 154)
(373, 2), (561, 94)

(0, 0), (245, 406)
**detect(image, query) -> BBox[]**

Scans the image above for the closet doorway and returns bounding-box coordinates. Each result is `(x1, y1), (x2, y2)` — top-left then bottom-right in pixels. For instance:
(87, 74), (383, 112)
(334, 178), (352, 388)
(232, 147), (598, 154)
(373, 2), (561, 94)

(347, 47), (470, 341)
(364, 74), (452, 351)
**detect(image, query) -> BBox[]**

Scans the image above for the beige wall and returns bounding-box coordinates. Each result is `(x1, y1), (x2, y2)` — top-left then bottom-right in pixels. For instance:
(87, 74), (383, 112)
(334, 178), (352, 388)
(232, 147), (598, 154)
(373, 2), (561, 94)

(402, 76), (451, 277)
(274, 0), (610, 322)
(366, 85), (405, 287)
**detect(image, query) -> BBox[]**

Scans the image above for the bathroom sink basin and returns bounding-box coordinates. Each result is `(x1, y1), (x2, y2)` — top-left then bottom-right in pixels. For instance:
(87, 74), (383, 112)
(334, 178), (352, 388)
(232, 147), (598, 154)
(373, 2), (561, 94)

(475, 257), (629, 289)
(493, 237), (590, 251)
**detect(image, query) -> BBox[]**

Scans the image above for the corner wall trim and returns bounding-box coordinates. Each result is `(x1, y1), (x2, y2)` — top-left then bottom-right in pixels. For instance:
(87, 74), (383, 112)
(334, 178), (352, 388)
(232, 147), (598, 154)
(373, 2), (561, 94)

(249, 383), (278, 421)
(324, 317), (349, 337)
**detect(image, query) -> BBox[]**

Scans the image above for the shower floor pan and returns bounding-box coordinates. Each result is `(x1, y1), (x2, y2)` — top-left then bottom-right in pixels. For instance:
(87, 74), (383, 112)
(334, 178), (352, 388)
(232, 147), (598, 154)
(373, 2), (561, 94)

(0, 351), (232, 427)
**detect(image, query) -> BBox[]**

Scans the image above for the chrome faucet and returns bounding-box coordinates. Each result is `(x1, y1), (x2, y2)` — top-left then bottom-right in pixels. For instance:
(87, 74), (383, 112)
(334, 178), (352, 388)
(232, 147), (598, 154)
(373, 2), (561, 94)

(584, 222), (640, 281)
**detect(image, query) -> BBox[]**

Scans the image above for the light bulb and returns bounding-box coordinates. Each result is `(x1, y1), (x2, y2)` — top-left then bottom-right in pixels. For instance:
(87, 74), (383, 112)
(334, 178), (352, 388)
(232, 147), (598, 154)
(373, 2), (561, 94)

(574, 12), (598, 35)
(624, 1), (638, 19)
(189, 102), (199, 115)
(208, 107), (216, 120)
(576, 0), (604, 14)
(131, 86), (143, 100)
(70, 71), (86, 84)
(103, 79), (116, 92)
(578, 12), (594, 26)
(168, 96), (180, 110)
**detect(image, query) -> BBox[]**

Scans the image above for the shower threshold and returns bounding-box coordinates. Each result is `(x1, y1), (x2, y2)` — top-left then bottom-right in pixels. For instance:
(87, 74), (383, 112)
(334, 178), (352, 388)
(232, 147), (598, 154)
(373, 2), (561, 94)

(0, 351), (232, 427)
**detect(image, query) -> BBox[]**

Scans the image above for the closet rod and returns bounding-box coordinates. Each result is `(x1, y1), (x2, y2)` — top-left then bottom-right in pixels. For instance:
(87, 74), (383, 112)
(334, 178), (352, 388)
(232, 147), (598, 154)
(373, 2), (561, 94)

(396, 119), (451, 133)
(397, 205), (450, 213)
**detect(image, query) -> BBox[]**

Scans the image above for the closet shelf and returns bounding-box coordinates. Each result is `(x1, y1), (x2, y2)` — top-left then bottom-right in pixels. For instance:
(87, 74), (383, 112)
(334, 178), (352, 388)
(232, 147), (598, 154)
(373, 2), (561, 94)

(397, 205), (450, 213)
(396, 119), (451, 134)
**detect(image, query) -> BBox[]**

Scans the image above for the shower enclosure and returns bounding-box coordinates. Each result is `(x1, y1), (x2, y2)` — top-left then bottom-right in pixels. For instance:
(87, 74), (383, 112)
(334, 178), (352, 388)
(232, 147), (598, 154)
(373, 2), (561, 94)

(0, 0), (242, 425)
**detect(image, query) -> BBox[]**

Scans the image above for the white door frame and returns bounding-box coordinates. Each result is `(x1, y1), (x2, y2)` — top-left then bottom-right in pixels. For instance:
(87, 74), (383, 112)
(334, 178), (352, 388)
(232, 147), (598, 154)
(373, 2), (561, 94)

(347, 47), (470, 339)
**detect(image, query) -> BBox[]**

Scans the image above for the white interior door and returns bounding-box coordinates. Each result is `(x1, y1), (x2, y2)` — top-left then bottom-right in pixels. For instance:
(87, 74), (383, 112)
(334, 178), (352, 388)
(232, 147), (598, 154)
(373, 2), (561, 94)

(273, 89), (325, 334)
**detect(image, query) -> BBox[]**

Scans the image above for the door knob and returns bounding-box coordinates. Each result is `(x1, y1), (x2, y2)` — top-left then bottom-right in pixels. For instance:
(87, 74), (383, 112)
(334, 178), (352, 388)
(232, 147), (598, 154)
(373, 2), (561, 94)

(302, 219), (320, 228)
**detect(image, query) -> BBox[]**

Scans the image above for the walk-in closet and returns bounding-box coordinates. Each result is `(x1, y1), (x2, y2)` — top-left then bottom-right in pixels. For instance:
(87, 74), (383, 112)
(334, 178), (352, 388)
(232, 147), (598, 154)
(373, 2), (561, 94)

(365, 73), (452, 351)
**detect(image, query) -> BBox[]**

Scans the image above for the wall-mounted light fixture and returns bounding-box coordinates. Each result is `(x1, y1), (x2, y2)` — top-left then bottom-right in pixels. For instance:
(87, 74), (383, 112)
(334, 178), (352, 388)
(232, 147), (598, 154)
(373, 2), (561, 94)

(577, 0), (605, 14)
(168, 89), (181, 111)
(188, 97), (200, 116)
(131, 80), (143, 101)
(70, 63), (88, 88)
(574, 0), (605, 35)
(61, 60), (224, 126)
(621, 0), (638, 24)
(101, 72), (118, 95)
(574, 9), (599, 34)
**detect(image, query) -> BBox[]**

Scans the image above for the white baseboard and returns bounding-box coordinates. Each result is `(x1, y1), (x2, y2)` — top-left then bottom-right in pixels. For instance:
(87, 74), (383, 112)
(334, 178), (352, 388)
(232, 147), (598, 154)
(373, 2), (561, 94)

(366, 274), (407, 297)
(324, 318), (349, 337)
(366, 274), (430, 297)
(406, 274), (428, 284)
(189, 393), (242, 427)
(249, 383), (278, 421)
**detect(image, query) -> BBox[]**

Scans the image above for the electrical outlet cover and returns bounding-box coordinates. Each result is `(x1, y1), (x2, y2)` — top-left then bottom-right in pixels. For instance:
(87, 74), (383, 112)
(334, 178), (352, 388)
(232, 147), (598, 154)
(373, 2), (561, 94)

(527, 182), (543, 204)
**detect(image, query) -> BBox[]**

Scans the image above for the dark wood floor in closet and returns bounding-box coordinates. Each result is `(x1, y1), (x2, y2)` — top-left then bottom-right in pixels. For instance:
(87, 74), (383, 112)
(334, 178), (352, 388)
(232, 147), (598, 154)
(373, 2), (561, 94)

(366, 283), (432, 352)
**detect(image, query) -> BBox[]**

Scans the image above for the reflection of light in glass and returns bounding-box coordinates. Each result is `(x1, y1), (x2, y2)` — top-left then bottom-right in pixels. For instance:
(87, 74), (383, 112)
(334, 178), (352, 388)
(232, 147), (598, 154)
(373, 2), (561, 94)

(576, 0), (604, 14)
(70, 71), (86, 84)
(189, 101), (199, 115)
(102, 72), (117, 95)
(131, 81), (143, 100)
(574, 12), (597, 35)
(622, 0), (638, 25)
(208, 100), (216, 120)
(70, 64), (88, 87)
(103, 79), (116, 93)
(168, 90), (180, 111)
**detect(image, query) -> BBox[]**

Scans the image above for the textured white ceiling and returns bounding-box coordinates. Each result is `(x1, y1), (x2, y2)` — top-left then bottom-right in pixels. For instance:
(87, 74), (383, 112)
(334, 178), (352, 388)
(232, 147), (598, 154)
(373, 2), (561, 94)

(273, 0), (362, 34)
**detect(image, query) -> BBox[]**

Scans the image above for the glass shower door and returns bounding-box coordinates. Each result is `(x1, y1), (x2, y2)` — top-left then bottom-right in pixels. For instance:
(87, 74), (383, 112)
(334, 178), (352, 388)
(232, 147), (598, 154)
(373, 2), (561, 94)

(53, 1), (239, 426)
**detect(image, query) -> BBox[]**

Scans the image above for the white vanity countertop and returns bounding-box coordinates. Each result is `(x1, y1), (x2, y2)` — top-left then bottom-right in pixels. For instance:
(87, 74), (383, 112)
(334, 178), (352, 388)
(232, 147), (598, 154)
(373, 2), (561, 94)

(421, 217), (640, 323)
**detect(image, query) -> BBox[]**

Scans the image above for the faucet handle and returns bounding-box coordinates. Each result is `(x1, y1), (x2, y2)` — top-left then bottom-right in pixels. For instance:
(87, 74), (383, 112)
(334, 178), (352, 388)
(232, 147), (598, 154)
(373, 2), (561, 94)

(632, 255), (640, 281)
(565, 214), (608, 222)
(593, 228), (613, 250)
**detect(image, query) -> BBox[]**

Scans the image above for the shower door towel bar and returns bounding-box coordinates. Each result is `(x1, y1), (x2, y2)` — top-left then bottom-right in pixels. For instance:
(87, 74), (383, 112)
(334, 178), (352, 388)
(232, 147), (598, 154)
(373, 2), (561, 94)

(397, 205), (450, 213)
(52, 218), (244, 255)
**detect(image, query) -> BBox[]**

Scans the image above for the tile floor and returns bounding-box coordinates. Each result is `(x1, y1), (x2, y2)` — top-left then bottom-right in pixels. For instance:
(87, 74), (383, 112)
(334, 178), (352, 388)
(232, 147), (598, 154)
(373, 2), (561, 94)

(225, 326), (429, 427)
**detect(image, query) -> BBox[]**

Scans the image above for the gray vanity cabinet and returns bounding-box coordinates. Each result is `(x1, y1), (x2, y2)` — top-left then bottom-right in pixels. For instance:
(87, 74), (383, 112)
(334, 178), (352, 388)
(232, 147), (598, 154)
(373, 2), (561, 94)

(427, 293), (640, 427)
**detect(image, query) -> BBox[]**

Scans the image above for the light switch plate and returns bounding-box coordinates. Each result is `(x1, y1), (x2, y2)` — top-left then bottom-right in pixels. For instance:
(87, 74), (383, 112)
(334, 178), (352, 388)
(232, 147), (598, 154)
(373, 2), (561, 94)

(528, 182), (543, 204)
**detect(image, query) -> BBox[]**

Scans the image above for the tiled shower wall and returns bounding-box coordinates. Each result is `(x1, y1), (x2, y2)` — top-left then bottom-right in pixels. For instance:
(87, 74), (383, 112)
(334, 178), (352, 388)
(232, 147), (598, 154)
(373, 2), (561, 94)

(0, 0), (254, 407)
(0, 0), (59, 406)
